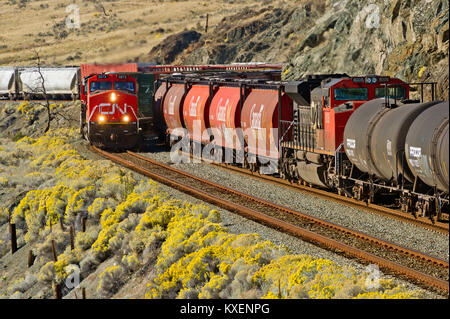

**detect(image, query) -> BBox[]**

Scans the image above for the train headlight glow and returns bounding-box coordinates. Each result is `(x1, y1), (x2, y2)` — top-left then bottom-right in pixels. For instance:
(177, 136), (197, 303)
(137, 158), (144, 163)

(123, 115), (130, 122)
(111, 92), (117, 102)
(98, 115), (106, 123)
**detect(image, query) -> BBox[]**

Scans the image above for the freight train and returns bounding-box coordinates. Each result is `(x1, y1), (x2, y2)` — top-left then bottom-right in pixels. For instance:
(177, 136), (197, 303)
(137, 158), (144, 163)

(0, 63), (278, 101)
(0, 66), (80, 100)
(79, 63), (282, 148)
(79, 65), (448, 221)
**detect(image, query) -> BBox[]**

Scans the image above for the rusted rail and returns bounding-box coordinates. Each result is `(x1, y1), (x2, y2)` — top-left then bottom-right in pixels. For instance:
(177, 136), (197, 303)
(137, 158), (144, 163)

(92, 146), (449, 295)
(183, 151), (449, 235)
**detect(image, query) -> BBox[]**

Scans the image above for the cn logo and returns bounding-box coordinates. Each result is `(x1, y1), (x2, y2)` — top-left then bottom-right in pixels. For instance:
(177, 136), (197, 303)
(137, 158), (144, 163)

(168, 96), (177, 115)
(189, 96), (201, 117)
(98, 103), (132, 115)
(250, 103), (264, 128)
(217, 98), (229, 122)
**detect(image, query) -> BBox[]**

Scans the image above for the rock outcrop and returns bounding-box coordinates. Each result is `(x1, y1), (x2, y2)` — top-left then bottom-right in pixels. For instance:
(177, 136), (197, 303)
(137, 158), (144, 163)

(155, 0), (448, 99)
(284, 0), (449, 100)
(148, 30), (202, 64)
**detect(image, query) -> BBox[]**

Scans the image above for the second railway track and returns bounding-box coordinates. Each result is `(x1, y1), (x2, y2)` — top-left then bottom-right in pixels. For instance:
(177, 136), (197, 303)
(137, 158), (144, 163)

(181, 151), (449, 235)
(92, 146), (449, 295)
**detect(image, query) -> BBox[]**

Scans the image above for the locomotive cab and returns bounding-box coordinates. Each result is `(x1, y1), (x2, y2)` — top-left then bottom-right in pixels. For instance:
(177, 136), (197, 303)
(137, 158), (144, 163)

(84, 73), (139, 149)
(310, 76), (409, 154)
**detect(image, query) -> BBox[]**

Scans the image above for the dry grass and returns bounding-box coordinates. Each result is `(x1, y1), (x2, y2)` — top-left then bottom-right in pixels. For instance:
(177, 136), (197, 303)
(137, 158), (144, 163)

(0, 0), (298, 66)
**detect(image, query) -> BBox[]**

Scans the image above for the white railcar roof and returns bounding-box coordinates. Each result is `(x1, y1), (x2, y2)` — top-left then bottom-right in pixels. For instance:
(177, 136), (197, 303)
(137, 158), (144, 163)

(19, 67), (79, 93)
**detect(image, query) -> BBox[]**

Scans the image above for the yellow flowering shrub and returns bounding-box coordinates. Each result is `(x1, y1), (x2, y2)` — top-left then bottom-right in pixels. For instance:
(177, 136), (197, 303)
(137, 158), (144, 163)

(253, 255), (422, 299)
(38, 248), (82, 285)
(16, 136), (36, 145)
(355, 288), (418, 299)
(0, 176), (7, 187)
(54, 248), (83, 283)
(89, 182), (167, 259)
(2, 128), (426, 299)
(9, 129), (156, 248)
(97, 265), (124, 297)
(75, 227), (99, 251)
(17, 101), (34, 115)
(88, 198), (111, 221)
(12, 185), (74, 242)
(64, 185), (95, 224)
(146, 205), (285, 299)
(91, 221), (119, 256)
(122, 253), (140, 272)
(136, 199), (182, 232)
(145, 204), (422, 299)
(38, 261), (55, 284)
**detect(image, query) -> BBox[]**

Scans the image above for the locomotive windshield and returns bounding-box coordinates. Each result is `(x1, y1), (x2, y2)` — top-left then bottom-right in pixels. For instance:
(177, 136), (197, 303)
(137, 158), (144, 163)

(90, 81), (112, 92)
(114, 81), (135, 93)
(334, 87), (368, 101)
(375, 86), (406, 99)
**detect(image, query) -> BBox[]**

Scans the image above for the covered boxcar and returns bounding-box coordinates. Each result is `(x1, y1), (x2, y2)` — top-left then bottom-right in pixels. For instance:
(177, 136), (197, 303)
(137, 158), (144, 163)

(18, 67), (80, 99)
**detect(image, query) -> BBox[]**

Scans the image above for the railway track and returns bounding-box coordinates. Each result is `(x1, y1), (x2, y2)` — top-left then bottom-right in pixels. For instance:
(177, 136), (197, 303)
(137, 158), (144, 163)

(92, 146), (449, 295)
(179, 151), (449, 235)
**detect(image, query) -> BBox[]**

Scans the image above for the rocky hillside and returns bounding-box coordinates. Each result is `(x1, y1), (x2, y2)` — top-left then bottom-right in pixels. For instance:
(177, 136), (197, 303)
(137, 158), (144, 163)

(2, 1), (447, 97)
(283, 0), (449, 100)
(149, 0), (449, 99)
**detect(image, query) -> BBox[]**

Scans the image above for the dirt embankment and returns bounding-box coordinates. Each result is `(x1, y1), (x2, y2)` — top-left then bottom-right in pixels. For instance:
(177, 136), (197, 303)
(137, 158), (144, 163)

(0, 101), (80, 140)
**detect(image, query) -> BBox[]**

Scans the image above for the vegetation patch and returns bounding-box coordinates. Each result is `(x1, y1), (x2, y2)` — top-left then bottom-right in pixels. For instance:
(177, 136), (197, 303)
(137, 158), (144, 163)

(0, 128), (427, 299)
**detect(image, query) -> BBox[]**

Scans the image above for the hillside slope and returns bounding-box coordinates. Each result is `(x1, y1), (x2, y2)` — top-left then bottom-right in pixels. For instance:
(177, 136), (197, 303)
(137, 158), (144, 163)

(0, 106), (440, 299)
(1, 1), (447, 98)
(0, 0), (264, 65)
(284, 0), (449, 100)
(171, 0), (448, 99)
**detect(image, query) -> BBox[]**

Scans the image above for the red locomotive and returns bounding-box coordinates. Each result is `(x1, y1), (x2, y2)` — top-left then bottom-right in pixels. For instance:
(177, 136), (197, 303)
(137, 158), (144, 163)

(280, 75), (409, 187)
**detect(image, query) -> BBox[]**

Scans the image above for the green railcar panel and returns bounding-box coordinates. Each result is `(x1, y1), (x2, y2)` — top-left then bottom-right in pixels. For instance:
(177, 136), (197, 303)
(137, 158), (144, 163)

(136, 73), (155, 118)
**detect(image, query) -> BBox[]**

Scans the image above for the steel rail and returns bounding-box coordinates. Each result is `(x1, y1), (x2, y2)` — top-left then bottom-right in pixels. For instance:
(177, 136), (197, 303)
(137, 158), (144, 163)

(129, 151), (449, 267)
(183, 152), (449, 234)
(92, 146), (449, 294)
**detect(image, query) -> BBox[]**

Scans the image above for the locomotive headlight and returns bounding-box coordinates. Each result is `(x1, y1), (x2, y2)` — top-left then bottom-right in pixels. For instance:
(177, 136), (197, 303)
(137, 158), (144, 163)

(123, 115), (130, 122)
(111, 92), (117, 102)
(98, 115), (106, 123)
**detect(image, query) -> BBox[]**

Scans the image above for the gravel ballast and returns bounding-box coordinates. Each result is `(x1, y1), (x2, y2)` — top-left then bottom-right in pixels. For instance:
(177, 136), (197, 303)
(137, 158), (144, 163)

(139, 148), (449, 264)
(129, 168), (444, 299)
